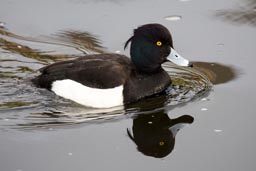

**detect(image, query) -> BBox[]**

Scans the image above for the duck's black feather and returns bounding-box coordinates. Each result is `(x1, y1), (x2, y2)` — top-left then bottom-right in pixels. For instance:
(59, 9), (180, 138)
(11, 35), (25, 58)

(33, 54), (132, 89)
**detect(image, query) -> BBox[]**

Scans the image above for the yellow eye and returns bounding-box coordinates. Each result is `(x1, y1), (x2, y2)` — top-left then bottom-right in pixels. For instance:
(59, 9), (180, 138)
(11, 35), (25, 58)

(156, 41), (162, 46)
(159, 141), (165, 146)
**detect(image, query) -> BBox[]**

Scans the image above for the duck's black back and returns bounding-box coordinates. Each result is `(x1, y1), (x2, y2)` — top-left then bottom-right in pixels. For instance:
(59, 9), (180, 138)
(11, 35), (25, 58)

(32, 54), (132, 89)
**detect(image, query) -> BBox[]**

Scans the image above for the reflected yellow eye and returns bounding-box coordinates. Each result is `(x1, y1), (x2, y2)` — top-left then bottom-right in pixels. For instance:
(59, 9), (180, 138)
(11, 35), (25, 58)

(159, 141), (165, 146)
(156, 41), (162, 46)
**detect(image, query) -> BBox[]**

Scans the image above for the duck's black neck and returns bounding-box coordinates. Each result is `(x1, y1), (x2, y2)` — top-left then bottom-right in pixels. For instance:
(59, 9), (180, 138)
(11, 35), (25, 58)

(130, 38), (162, 74)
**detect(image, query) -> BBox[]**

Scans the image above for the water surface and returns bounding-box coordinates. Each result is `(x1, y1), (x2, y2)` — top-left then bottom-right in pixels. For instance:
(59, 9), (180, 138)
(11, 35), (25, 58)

(0, 0), (256, 171)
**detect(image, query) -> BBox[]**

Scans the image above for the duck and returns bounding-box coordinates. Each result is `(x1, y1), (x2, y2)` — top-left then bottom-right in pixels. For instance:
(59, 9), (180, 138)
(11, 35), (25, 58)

(32, 23), (191, 108)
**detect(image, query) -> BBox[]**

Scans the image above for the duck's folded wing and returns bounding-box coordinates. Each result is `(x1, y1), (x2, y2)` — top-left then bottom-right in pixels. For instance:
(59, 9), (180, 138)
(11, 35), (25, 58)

(32, 54), (132, 89)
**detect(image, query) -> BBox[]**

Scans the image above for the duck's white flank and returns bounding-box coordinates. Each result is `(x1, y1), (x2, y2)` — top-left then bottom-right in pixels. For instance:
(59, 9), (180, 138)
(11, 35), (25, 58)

(51, 79), (124, 108)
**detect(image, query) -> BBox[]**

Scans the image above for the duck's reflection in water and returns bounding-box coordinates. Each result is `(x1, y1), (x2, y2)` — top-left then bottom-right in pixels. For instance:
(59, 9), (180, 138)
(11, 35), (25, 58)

(127, 110), (194, 158)
(192, 61), (238, 85)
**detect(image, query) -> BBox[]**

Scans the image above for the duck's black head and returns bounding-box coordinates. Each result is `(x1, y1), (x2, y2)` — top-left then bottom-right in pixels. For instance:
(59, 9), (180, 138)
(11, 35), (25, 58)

(125, 23), (190, 73)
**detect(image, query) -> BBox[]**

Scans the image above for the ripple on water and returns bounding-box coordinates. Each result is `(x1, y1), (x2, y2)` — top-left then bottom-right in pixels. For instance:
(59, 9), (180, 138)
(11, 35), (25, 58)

(0, 62), (212, 130)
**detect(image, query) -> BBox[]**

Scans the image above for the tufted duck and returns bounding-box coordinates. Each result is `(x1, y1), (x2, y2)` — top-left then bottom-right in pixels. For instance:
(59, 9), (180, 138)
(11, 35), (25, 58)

(32, 24), (191, 108)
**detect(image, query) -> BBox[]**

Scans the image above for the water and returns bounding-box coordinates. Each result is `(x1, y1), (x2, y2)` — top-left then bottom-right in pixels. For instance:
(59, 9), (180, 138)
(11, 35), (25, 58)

(0, 0), (256, 170)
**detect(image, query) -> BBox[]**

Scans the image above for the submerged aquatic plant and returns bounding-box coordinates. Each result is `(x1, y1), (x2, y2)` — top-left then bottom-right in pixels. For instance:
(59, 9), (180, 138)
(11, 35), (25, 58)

(54, 30), (106, 54)
(216, 0), (256, 26)
(0, 101), (39, 109)
(0, 26), (106, 64)
(0, 38), (71, 63)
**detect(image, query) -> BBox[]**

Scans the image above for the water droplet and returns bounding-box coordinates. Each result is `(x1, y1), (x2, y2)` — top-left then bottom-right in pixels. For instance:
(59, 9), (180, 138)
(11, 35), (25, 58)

(164, 15), (182, 21)
(148, 121), (153, 124)
(68, 152), (73, 156)
(174, 85), (180, 89)
(201, 98), (209, 101)
(17, 45), (22, 49)
(214, 129), (223, 133)
(0, 22), (6, 27)
(217, 43), (224, 47)
(115, 50), (121, 53)
(201, 108), (208, 111)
